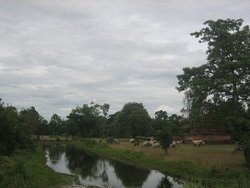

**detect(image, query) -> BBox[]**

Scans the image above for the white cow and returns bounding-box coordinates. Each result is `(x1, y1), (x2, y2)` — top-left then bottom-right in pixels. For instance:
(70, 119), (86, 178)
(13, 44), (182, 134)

(149, 140), (157, 146)
(151, 142), (161, 148)
(169, 141), (176, 148)
(192, 140), (205, 147)
(143, 141), (150, 147)
(129, 138), (135, 144)
(174, 140), (183, 146)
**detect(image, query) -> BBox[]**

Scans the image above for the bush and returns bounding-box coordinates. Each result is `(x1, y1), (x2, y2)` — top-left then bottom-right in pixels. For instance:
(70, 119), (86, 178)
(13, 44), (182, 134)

(156, 128), (172, 152)
(244, 138), (250, 168)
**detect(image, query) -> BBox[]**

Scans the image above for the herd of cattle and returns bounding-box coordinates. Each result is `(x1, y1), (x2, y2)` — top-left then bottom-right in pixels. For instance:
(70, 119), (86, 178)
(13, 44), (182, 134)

(128, 138), (205, 148)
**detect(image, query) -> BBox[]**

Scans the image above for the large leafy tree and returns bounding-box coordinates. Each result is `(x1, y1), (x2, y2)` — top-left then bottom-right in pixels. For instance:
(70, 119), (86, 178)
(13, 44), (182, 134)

(49, 114), (63, 135)
(0, 100), (19, 155)
(67, 103), (102, 137)
(177, 19), (250, 128)
(115, 102), (151, 137)
(152, 110), (184, 136)
(0, 99), (37, 155)
(19, 106), (43, 135)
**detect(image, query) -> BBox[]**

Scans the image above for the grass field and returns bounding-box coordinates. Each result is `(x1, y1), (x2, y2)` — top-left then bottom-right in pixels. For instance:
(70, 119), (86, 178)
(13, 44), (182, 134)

(107, 139), (244, 168)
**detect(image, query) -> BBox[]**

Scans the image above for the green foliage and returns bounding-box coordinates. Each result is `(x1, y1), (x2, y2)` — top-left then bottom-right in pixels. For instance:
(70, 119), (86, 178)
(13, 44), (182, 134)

(67, 103), (110, 137)
(226, 117), (250, 143)
(177, 19), (250, 130)
(152, 111), (185, 136)
(113, 102), (151, 137)
(0, 99), (35, 155)
(19, 106), (42, 135)
(156, 128), (172, 150)
(67, 103), (100, 137)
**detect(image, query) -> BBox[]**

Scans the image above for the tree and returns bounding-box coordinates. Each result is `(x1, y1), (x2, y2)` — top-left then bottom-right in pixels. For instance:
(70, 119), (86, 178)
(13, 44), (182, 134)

(115, 102), (151, 137)
(181, 90), (193, 119)
(155, 110), (168, 121)
(152, 110), (185, 137)
(156, 128), (172, 155)
(0, 99), (34, 155)
(67, 103), (101, 137)
(191, 19), (250, 112)
(177, 19), (250, 128)
(0, 100), (19, 155)
(49, 114), (63, 135)
(19, 106), (42, 135)
(152, 110), (168, 132)
(98, 103), (110, 137)
(100, 103), (110, 118)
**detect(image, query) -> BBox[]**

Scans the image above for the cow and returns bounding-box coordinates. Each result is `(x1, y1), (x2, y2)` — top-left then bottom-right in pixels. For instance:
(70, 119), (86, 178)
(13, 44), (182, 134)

(114, 139), (119, 144)
(129, 139), (135, 144)
(174, 140), (182, 146)
(143, 141), (150, 147)
(151, 142), (161, 148)
(169, 141), (176, 148)
(149, 140), (157, 146)
(129, 138), (139, 146)
(192, 140), (205, 147)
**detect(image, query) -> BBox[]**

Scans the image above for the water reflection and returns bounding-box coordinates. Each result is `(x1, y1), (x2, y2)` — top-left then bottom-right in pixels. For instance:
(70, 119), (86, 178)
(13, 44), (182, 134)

(157, 176), (173, 188)
(111, 160), (150, 187)
(66, 145), (99, 178)
(44, 144), (182, 188)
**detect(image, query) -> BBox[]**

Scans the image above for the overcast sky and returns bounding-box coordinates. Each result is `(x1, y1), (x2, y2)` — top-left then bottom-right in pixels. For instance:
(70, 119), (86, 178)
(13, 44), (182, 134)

(0, 0), (249, 119)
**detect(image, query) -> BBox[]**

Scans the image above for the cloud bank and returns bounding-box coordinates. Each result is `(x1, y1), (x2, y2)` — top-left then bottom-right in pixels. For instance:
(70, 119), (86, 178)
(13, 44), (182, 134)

(0, 0), (249, 119)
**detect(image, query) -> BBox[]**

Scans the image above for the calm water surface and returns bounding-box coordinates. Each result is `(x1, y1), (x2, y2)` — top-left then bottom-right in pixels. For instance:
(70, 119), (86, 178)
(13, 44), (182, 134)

(44, 144), (183, 188)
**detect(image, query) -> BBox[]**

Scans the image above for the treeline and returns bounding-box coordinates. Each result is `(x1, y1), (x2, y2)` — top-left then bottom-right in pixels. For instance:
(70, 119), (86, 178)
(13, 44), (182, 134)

(0, 99), (186, 150)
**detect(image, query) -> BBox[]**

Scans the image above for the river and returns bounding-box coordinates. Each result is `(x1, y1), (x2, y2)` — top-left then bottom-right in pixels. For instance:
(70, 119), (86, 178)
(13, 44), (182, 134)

(44, 143), (183, 188)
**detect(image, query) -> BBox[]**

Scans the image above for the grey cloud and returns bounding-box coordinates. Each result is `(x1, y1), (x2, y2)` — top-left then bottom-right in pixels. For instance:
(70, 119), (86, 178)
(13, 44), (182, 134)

(0, 0), (249, 119)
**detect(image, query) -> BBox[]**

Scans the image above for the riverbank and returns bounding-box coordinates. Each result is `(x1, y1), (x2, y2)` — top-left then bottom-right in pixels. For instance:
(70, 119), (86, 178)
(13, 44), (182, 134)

(0, 144), (72, 188)
(71, 139), (250, 188)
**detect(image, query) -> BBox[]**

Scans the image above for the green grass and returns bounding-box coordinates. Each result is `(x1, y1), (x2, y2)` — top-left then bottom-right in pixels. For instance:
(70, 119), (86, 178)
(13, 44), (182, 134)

(0, 145), (72, 188)
(71, 138), (250, 188)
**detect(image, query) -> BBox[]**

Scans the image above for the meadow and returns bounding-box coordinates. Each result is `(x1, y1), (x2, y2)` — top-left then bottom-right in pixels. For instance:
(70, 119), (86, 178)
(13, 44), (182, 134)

(108, 139), (244, 168)
(76, 138), (249, 188)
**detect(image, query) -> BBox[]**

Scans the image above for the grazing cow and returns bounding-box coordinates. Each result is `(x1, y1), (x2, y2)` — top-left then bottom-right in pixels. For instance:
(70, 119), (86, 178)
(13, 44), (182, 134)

(174, 140), (182, 146)
(149, 140), (157, 146)
(192, 140), (205, 147)
(129, 138), (135, 144)
(114, 139), (119, 144)
(134, 138), (139, 146)
(151, 142), (160, 148)
(143, 141), (150, 147)
(130, 138), (139, 146)
(169, 141), (176, 148)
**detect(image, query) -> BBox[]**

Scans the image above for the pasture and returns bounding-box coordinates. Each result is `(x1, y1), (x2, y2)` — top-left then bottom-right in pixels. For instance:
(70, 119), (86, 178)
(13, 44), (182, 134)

(105, 139), (244, 169)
